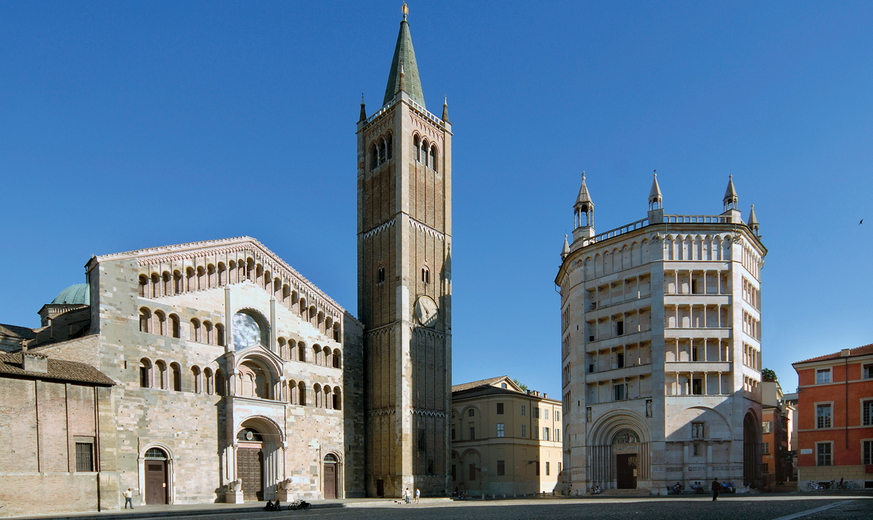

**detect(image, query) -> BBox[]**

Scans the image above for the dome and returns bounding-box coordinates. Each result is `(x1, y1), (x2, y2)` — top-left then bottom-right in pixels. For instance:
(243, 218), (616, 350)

(52, 283), (90, 305)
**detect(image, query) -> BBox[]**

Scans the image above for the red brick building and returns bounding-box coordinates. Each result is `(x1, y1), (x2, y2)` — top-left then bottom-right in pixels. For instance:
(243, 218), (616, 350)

(793, 344), (873, 489)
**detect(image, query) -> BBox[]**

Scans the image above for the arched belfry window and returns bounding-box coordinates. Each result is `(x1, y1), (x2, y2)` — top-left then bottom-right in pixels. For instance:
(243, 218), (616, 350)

(386, 134), (393, 159)
(370, 144), (378, 171)
(232, 311), (267, 350)
(421, 266), (430, 284)
(413, 135), (421, 162)
(430, 145), (437, 171)
(377, 267), (386, 284)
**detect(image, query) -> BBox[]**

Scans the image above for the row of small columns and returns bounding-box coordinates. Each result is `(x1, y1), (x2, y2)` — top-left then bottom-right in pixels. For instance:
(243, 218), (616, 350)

(666, 338), (731, 362)
(588, 274), (650, 309)
(664, 269), (730, 295)
(664, 304), (731, 328)
(668, 372), (727, 396)
(591, 343), (650, 369)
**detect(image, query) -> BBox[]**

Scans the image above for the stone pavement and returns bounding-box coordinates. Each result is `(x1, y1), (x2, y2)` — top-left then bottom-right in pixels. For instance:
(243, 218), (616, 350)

(5, 493), (873, 520)
(3, 498), (453, 520)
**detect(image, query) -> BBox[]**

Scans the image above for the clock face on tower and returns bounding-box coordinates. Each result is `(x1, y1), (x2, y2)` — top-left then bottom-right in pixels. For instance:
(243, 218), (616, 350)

(415, 295), (439, 327)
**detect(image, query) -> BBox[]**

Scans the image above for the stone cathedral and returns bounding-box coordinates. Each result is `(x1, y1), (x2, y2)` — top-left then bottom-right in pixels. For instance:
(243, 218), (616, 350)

(357, 6), (453, 498)
(0, 8), (451, 516)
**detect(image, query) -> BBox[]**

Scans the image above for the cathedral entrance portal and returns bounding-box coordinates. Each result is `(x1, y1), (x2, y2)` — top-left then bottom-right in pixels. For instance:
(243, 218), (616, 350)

(237, 428), (265, 501)
(238, 447), (263, 500)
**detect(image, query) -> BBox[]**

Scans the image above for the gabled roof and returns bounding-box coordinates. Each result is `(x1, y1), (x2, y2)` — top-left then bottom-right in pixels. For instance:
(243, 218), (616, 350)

(452, 375), (520, 393)
(793, 343), (873, 365)
(91, 236), (346, 319)
(0, 352), (114, 386)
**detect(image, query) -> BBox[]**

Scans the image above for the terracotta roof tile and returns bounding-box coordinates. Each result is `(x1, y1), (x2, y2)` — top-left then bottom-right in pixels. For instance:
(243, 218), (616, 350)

(793, 343), (873, 365)
(0, 352), (114, 386)
(451, 376), (511, 393)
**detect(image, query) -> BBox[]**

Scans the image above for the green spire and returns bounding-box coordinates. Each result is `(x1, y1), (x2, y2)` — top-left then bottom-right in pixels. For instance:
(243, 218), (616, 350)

(383, 4), (425, 107)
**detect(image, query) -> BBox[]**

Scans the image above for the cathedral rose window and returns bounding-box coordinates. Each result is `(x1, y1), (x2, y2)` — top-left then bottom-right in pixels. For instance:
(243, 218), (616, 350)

(233, 312), (263, 350)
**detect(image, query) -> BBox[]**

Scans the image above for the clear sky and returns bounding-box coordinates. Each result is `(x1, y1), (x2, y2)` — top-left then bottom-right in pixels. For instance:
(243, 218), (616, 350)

(2, 1), (872, 397)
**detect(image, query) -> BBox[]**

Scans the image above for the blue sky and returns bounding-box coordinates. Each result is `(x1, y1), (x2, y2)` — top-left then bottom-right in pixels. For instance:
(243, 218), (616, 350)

(2, 1), (871, 396)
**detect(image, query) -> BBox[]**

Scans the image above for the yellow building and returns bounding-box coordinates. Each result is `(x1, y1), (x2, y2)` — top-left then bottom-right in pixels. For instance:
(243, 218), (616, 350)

(451, 376), (563, 496)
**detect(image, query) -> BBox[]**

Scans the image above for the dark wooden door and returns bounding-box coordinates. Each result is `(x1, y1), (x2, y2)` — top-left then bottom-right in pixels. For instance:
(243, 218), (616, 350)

(238, 448), (263, 501)
(145, 461), (167, 504)
(376, 479), (384, 497)
(324, 463), (337, 499)
(616, 454), (637, 489)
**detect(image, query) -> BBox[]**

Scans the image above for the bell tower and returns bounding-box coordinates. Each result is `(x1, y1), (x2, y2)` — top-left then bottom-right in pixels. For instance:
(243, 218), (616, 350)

(356, 4), (452, 498)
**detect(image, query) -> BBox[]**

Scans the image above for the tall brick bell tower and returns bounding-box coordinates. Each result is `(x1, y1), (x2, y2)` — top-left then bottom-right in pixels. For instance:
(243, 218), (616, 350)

(356, 4), (453, 498)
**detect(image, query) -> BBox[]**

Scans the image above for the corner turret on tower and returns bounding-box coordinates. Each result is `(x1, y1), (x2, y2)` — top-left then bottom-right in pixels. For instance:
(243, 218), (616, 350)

(383, 3), (425, 108)
(748, 204), (760, 236)
(648, 172), (664, 223)
(573, 172), (595, 243)
(722, 175), (742, 223)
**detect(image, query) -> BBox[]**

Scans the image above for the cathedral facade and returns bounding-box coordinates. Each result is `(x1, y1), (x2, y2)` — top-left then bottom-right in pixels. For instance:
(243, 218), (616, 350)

(557, 174), (766, 494)
(1, 236), (365, 515)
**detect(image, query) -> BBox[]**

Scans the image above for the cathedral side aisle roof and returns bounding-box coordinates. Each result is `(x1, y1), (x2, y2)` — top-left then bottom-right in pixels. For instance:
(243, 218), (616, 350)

(0, 352), (114, 386)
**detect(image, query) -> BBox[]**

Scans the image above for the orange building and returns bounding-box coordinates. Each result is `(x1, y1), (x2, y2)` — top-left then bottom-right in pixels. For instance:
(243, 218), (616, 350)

(793, 344), (873, 489)
(761, 381), (793, 487)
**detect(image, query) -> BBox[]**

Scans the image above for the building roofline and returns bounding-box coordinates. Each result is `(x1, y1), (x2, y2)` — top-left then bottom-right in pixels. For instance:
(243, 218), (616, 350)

(792, 343), (873, 366)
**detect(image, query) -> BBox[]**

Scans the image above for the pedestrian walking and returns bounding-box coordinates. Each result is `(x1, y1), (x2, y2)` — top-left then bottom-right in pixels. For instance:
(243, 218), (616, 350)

(123, 488), (134, 509)
(414, 487), (420, 503)
(404, 487), (410, 504)
(711, 479), (720, 502)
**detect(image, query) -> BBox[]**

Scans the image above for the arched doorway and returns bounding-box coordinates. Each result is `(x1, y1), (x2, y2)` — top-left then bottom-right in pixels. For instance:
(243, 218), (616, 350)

(743, 412), (760, 487)
(612, 429), (640, 489)
(237, 428), (265, 501)
(235, 417), (284, 502)
(144, 448), (169, 505)
(324, 454), (339, 499)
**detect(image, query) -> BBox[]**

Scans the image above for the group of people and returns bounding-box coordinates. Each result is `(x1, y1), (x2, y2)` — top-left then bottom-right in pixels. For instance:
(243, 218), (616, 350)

(400, 487), (421, 504)
(670, 479), (733, 500)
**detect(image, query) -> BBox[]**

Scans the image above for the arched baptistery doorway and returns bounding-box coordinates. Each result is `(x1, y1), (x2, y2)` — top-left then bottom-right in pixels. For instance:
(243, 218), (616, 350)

(236, 418), (283, 501)
(588, 414), (651, 490)
(743, 411), (761, 487)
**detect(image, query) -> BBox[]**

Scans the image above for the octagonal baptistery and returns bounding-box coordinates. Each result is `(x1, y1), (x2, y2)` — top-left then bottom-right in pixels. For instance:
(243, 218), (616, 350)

(556, 174), (766, 495)
(38, 237), (364, 504)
